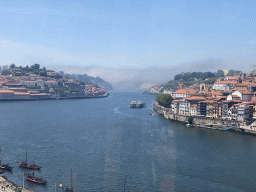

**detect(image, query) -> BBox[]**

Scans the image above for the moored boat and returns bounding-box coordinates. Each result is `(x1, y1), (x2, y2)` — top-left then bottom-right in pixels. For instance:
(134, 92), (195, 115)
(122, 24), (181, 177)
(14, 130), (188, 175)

(17, 162), (41, 169)
(0, 161), (13, 171)
(62, 169), (74, 192)
(0, 147), (13, 171)
(26, 172), (47, 184)
(17, 148), (41, 170)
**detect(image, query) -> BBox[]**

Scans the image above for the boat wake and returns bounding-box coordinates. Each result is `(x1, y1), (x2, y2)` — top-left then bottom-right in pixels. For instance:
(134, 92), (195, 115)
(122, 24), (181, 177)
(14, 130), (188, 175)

(113, 107), (124, 115)
(113, 107), (135, 118)
(105, 95), (113, 99)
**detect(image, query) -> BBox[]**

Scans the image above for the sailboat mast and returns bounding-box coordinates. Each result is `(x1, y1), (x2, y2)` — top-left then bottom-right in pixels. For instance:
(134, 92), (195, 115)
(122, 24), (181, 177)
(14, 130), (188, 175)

(71, 168), (73, 189)
(25, 148), (27, 164)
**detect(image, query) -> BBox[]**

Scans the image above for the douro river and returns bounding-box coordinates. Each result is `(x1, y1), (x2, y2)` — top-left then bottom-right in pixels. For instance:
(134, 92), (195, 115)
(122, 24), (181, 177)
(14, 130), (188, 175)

(0, 90), (255, 191)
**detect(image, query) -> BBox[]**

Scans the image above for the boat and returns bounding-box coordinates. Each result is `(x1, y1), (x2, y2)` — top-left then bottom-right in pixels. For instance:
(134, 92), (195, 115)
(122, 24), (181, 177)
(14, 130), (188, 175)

(17, 148), (41, 170)
(136, 101), (144, 108)
(0, 147), (13, 171)
(129, 101), (137, 108)
(0, 160), (13, 171)
(26, 172), (47, 184)
(62, 169), (74, 192)
(129, 101), (145, 108)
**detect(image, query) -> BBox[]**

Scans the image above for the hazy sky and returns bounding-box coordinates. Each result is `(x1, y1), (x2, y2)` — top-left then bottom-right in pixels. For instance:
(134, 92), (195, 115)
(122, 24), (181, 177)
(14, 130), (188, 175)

(1, 0), (256, 87)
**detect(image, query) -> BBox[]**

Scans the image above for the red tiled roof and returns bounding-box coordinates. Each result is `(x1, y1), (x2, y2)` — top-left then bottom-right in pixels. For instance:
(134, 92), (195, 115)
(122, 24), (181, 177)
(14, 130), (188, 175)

(208, 91), (221, 95)
(225, 76), (240, 80)
(185, 96), (206, 101)
(0, 90), (14, 93)
(14, 92), (30, 95)
(236, 82), (250, 86)
(173, 89), (197, 94)
(214, 81), (237, 84)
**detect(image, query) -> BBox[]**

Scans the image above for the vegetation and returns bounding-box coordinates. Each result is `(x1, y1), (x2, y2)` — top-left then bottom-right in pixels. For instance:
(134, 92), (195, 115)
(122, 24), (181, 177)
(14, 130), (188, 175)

(162, 69), (242, 89)
(1, 63), (50, 76)
(1, 70), (11, 76)
(227, 69), (241, 76)
(174, 71), (216, 81)
(39, 71), (47, 76)
(26, 86), (41, 90)
(156, 93), (173, 108)
(188, 116), (193, 124)
(216, 69), (224, 77)
(53, 88), (69, 97)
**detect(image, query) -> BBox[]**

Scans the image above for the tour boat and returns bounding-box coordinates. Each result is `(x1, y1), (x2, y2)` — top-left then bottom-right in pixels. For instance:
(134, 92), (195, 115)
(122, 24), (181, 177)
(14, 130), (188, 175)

(26, 172), (47, 184)
(17, 148), (41, 170)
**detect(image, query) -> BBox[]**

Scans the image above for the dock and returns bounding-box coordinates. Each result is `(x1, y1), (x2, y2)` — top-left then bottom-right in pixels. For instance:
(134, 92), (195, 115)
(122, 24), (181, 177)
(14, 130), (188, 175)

(0, 175), (35, 192)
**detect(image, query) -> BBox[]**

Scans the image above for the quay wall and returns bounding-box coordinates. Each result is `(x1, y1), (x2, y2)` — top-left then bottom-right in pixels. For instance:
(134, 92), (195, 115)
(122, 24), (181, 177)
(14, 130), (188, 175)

(0, 94), (109, 102)
(153, 102), (250, 131)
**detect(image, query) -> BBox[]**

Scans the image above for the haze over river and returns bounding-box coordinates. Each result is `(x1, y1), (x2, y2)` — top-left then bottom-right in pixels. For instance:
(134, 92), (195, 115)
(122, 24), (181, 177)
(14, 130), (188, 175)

(0, 90), (255, 192)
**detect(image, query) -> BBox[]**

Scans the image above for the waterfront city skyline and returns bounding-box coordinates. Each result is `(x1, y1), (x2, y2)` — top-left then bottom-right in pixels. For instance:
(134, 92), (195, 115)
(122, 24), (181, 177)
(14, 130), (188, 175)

(1, 0), (256, 88)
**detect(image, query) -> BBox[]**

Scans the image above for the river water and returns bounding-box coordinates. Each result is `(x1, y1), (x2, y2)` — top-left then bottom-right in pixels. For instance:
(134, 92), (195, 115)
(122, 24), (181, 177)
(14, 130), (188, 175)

(0, 90), (256, 192)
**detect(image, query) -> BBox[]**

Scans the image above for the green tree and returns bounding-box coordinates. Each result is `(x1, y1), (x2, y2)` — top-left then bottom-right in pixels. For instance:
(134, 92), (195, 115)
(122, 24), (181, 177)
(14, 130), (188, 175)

(227, 69), (235, 76)
(10, 63), (16, 68)
(156, 93), (173, 108)
(174, 74), (183, 80)
(39, 71), (47, 76)
(30, 65), (36, 70)
(216, 69), (224, 77)
(54, 73), (63, 79)
(235, 70), (242, 75)
(34, 64), (40, 70)
(1, 71), (11, 75)
(188, 116), (193, 124)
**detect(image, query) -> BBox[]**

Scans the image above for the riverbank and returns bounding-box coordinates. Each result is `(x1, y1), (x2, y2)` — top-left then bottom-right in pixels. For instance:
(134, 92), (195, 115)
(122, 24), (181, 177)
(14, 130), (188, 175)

(153, 102), (256, 135)
(0, 175), (35, 192)
(0, 93), (109, 102)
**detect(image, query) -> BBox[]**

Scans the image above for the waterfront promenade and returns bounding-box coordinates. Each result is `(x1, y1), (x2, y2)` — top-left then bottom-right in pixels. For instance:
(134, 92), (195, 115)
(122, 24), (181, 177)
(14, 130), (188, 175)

(0, 176), (35, 192)
(153, 102), (256, 135)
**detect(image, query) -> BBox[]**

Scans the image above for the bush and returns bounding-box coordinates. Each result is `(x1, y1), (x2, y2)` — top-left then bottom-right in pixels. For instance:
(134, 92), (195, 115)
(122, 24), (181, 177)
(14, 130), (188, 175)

(188, 116), (193, 124)
(156, 93), (173, 108)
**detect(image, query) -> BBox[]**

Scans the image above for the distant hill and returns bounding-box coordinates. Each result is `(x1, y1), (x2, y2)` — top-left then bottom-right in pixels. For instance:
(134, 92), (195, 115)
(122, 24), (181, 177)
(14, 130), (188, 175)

(70, 74), (113, 90)
(162, 69), (241, 89)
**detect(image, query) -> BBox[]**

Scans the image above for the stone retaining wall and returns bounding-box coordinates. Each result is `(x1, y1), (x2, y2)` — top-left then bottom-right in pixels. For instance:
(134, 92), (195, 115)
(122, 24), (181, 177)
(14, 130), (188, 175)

(153, 102), (245, 128)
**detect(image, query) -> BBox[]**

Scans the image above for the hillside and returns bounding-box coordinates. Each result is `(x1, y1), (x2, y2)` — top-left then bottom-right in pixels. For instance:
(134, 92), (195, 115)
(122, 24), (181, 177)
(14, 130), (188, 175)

(70, 74), (113, 90)
(162, 69), (241, 89)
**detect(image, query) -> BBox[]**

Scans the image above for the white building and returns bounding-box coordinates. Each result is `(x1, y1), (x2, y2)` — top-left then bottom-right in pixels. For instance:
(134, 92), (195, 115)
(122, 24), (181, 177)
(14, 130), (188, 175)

(237, 103), (249, 122)
(212, 81), (237, 91)
(190, 104), (198, 116)
(178, 100), (190, 116)
(21, 81), (37, 86)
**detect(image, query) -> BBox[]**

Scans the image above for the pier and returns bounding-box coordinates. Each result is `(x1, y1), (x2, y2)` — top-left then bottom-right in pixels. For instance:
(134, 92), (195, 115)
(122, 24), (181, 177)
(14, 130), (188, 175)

(0, 175), (35, 192)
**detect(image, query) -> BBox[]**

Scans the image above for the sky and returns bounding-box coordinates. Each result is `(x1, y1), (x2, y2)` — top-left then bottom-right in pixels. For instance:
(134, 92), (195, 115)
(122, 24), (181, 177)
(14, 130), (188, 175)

(1, 0), (256, 88)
